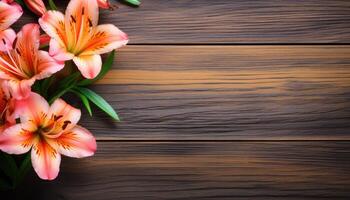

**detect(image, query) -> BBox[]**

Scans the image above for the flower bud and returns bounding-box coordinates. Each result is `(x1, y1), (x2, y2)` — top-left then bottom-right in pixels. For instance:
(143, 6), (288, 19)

(97, 0), (111, 9)
(24, 0), (47, 16)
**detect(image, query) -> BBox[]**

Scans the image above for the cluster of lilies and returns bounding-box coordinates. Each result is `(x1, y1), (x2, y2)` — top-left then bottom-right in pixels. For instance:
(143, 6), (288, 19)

(0, 0), (128, 180)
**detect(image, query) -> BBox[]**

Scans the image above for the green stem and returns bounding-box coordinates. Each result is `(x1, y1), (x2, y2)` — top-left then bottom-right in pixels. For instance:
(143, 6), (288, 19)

(48, 0), (58, 10)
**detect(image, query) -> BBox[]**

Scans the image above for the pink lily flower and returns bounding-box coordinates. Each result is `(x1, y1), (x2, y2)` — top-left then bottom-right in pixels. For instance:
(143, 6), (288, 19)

(39, 0), (128, 79)
(0, 23), (64, 100)
(24, 0), (47, 16)
(0, 0), (23, 51)
(0, 92), (97, 180)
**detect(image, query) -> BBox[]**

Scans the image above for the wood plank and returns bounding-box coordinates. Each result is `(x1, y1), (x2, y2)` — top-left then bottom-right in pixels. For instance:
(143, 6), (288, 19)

(8, 142), (350, 199)
(14, 0), (350, 43)
(78, 45), (350, 140)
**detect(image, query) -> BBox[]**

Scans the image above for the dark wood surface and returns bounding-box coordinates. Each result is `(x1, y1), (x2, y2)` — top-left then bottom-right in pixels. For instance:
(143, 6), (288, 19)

(4, 0), (350, 199)
(78, 45), (350, 140)
(11, 142), (350, 200)
(15, 0), (350, 44)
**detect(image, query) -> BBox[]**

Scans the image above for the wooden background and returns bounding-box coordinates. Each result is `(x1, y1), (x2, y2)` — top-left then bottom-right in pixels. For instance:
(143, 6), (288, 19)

(6, 0), (350, 199)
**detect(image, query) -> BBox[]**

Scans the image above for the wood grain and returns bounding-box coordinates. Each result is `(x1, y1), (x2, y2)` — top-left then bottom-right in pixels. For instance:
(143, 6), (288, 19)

(77, 45), (350, 140)
(8, 142), (350, 200)
(14, 0), (350, 44)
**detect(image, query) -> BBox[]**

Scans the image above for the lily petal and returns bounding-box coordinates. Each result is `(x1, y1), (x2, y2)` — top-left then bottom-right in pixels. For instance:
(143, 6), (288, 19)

(65, 0), (98, 28)
(16, 23), (40, 49)
(34, 50), (65, 80)
(31, 137), (61, 180)
(0, 28), (16, 51)
(48, 98), (81, 128)
(80, 24), (128, 56)
(0, 123), (36, 154)
(49, 38), (74, 61)
(65, 0), (99, 49)
(55, 125), (96, 158)
(3, 79), (35, 100)
(15, 23), (40, 70)
(39, 10), (67, 48)
(73, 54), (102, 79)
(0, 1), (23, 31)
(15, 92), (49, 124)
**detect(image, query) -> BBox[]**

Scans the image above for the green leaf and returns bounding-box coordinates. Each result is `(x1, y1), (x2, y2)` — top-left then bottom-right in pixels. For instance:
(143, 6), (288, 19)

(74, 87), (119, 121)
(14, 153), (31, 188)
(123, 0), (141, 6)
(48, 0), (58, 10)
(49, 85), (73, 104)
(0, 152), (18, 186)
(59, 72), (81, 89)
(48, 72), (80, 104)
(70, 89), (93, 116)
(32, 81), (41, 93)
(78, 50), (115, 86)
(41, 76), (55, 98)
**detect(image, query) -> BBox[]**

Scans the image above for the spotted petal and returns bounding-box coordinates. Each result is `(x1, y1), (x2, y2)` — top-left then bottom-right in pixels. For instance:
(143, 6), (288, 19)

(31, 137), (61, 180)
(65, 0), (99, 49)
(54, 125), (96, 158)
(80, 24), (128, 56)
(47, 98), (81, 130)
(15, 92), (49, 124)
(15, 23), (40, 67)
(39, 10), (67, 48)
(0, 28), (16, 51)
(0, 123), (36, 154)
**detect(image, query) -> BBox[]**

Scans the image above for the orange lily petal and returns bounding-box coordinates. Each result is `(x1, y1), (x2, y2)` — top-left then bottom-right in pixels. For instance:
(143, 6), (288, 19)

(65, 0), (98, 50)
(49, 38), (74, 61)
(0, 28), (16, 51)
(38, 10), (67, 48)
(47, 98), (81, 129)
(15, 92), (49, 124)
(3, 79), (35, 100)
(15, 23), (40, 67)
(54, 125), (96, 158)
(31, 137), (61, 180)
(73, 54), (102, 79)
(34, 50), (65, 79)
(0, 1), (22, 31)
(80, 24), (128, 56)
(0, 123), (36, 154)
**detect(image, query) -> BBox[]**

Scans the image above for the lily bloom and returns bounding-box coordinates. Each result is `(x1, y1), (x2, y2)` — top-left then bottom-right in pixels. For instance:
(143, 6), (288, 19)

(0, 92), (97, 180)
(0, 0), (23, 51)
(24, 0), (46, 16)
(0, 23), (64, 100)
(39, 0), (128, 79)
